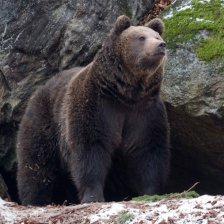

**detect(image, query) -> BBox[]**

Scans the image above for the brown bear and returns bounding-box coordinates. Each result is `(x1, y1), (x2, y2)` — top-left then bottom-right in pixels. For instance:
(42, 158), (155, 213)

(16, 15), (170, 205)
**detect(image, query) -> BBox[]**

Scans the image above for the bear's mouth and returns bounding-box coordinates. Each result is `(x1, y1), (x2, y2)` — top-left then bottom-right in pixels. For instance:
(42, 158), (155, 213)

(139, 53), (165, 69)
(145, 51), (166, 58)
(153, 50), (166, 56)
(149, 52), (166, 59)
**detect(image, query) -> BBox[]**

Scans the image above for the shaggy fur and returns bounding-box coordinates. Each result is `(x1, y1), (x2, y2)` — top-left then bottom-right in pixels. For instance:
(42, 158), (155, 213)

(16, 15), (170, 205)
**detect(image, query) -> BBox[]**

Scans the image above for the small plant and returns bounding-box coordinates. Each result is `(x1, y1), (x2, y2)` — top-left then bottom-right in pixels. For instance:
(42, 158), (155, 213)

(132, 191), (200, 202)
(133, 182), (200, 202)
(116, 213), (135, 224)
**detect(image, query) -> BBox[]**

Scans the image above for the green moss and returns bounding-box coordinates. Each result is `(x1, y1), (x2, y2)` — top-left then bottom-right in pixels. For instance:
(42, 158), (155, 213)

(163, 0), (224, 61)
(132, 191), (200, 202)
(116, 213), (135, 224)
(196, 37), (224, 61)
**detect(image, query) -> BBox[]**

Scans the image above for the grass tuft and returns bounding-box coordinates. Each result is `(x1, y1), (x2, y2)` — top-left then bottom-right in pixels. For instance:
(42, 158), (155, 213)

(132, 191), (200, 202)
(116, 213), (135, 224)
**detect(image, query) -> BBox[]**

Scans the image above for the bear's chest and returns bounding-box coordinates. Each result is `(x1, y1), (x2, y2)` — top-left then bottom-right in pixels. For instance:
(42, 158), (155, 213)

(98, 98), (154, 152)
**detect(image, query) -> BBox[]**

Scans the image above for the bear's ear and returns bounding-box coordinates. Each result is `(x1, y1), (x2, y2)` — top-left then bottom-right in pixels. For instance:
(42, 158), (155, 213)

(145, 18), (165, 36)
(113, 15), (131, 35)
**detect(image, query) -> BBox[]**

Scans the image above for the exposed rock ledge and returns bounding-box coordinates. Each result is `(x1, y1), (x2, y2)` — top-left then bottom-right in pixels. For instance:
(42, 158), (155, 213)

(0, 195), (224, 224)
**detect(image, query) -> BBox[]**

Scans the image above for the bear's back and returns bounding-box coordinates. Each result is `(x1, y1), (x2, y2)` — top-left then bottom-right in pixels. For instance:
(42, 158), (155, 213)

(18, 66), (84, 144)
(33, 67), (83, 120)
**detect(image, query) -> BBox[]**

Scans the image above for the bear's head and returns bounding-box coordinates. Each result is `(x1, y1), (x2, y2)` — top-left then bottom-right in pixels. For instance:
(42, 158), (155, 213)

(109, 15), (166, 77)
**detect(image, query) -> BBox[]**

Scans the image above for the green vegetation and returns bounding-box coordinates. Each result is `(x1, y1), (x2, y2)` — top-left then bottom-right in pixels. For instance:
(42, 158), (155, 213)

(163, 0), (224, 61)
(132, 191), (200, 202)
(116, 213), (135, 224)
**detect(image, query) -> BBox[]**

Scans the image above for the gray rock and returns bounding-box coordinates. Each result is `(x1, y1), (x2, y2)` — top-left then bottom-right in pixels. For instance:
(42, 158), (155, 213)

(0, 0), (154, 201)
(4, 0), (223, 200)
(0, 174), (10, 200)
(161, 0), (224, 194)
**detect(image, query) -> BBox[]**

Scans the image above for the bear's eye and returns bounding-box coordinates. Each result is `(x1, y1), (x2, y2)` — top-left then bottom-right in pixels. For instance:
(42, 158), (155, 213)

(138, 36), (145, 41)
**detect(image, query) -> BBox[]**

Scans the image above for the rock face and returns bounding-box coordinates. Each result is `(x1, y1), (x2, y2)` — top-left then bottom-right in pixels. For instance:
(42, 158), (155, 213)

(164, 54), (224, 194)
(0, 0), (155, 200)
(161, 0), (224, 194)
(1, 0), (224, 201)
(0, 175), (9, 200)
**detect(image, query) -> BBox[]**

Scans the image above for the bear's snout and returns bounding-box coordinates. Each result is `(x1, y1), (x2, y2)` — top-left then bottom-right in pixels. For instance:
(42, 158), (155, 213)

(157, 41), (166, 55)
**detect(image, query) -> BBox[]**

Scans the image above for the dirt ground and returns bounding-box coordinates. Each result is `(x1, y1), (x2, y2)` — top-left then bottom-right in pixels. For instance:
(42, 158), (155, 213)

(1, 195), (224, 224)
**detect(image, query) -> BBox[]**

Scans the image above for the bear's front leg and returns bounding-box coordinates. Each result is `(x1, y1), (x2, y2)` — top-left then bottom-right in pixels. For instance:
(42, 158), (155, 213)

(70, 143), (112, 203)
(126, 144), (170, 196)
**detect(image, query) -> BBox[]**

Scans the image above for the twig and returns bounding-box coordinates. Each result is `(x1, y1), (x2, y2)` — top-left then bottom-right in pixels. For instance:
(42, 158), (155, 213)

(186, 182), (200, 192)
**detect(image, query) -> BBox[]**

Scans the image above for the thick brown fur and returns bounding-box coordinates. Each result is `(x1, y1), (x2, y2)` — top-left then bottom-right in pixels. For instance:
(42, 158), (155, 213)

(16, 15), (170, 205)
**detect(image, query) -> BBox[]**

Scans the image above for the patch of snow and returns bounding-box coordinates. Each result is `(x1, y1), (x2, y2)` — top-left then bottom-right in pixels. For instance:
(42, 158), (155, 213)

(0, 198), (17, 223)
(129, 195), (224, 224)
(89, 203), (125, 223)
(195, 18), (213, 24)
(88, 196), (224, 224)
(195, 18), (203, 22)
(163, 2), (192, 19)
(164, 0), (224, 20)
(177, 4), (192, 12)
(1, 195), (224, 223)
(163, 11), (174, 19)
(163, 12), (173, 19)
(198, 0), (211, 3)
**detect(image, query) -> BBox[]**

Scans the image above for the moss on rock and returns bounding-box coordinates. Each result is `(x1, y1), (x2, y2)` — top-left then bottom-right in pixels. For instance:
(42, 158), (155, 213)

(132, 191), (200, 202)
(163, 0), (224, 61)
(116, 213), (135, 224)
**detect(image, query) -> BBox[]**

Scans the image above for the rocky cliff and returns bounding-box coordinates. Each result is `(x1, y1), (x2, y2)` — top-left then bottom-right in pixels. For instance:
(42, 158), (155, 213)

(1, 0), (224, 201)
(161, 0), (224, 195)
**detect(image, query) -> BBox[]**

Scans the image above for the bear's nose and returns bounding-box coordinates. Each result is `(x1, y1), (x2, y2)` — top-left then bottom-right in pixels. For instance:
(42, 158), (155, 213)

(157, 41), (166, 55)
(158, 42), (166, 49)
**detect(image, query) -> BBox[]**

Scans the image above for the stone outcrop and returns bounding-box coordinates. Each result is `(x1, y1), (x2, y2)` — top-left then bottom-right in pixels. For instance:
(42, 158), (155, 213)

(1, 0), (224, 201)
(161, 0), (224, 194)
